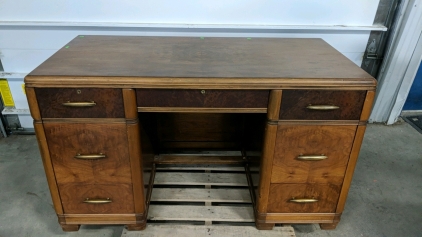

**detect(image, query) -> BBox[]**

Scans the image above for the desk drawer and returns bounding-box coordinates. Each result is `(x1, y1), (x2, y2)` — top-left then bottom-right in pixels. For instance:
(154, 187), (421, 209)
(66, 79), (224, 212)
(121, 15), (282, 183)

(59, 183), (134, 214)
(271, 125), (356, 185)
(36, 88), (124, 118)
(279, 90), (366, 120)
(43, 123), (132, 184)
(136, 89), (269, 108)
(267, 183), (341, 213)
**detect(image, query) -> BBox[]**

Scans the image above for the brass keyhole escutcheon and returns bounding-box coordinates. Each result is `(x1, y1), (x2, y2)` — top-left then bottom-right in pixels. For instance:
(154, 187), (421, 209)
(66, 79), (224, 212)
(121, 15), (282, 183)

(77, 89), (82, 94)
(201, 90), (206, 95)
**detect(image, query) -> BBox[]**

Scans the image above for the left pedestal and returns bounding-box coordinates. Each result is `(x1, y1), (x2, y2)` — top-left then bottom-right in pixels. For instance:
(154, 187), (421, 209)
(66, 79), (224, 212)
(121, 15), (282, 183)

(27, 88), (147, 231)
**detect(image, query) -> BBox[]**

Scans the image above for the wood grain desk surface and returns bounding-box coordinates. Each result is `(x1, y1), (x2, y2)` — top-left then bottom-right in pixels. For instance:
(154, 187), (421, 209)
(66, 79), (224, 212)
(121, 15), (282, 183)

(25, 36), (376, 89)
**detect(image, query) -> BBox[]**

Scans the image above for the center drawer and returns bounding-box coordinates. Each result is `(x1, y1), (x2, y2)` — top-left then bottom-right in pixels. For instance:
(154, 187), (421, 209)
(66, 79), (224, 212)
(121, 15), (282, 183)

(136, 89), (270, 108)
(43, 123), (132, 184)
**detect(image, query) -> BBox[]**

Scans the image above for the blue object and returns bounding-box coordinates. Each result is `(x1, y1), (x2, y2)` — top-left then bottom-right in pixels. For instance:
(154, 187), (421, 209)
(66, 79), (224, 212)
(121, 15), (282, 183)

(403, 61), (422, 110)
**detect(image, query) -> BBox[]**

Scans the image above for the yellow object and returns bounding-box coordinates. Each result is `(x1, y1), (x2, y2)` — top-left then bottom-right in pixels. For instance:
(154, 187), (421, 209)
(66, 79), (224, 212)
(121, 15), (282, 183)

(0, 79), (15, 106)
(22, 84), (26, 94)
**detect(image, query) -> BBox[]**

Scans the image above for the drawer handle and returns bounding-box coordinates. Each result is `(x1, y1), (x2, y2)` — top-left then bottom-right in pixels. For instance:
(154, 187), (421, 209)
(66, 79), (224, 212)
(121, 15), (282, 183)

(83, 198), (112, 204)
(289, 198), (319, 203)
(306, 105), (339, 110)
(297, 155), (328, 161)
(62, 101), (96, 107)
(74, 153), (106, 160)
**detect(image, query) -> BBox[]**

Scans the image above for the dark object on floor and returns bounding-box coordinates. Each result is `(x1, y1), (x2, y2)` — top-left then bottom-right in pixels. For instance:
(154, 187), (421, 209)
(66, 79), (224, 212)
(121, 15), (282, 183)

(402, 115), (422, 134)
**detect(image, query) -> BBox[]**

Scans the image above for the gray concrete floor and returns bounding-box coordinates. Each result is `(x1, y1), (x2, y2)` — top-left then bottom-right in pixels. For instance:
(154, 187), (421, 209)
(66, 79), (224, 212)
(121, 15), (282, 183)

(0, 123), (421, 237)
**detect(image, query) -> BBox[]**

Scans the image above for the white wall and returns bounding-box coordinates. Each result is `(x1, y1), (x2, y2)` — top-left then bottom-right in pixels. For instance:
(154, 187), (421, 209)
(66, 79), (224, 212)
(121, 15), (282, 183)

(0, 0), (379, 25)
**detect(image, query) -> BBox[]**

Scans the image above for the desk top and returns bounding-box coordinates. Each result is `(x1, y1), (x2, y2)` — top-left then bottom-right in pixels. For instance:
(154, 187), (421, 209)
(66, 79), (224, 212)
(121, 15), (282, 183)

(25, 36), (376, 89)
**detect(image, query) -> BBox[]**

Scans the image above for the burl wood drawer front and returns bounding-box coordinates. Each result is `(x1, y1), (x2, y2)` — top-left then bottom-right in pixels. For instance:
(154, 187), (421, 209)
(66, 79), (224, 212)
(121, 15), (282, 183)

(267, 183), (341, 213)
(59, 183), (134, 214)
(36, 88), (124, 118)
(44, 123), (132, 184)
(271, 125), (356, 185)
(136, 89), (269, 108)
(279, 90), (366, 120)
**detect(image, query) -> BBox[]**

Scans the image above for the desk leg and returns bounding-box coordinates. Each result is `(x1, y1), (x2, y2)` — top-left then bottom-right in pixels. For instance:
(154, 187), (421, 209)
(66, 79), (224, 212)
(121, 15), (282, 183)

(60, 224), (80, 232)
(126, 223), (147, 231)
(256, 222), (275, 230)
(319, 223), (339, 230)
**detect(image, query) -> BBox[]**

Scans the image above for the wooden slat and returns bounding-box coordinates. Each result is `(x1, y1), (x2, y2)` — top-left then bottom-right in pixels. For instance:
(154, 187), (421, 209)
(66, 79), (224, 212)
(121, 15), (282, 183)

(121, 225), (296, 237)
(151, 188), (251, 203)
(154, 172), (248, 186)
(155, 155), (245, 165)
(148, 205), (254, 222)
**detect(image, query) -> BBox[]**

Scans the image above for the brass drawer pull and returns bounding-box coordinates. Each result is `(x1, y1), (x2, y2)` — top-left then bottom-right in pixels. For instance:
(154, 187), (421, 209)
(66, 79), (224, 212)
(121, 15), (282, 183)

(297, 155), (328, 161)
(62, 101), (96, 107)
(83, 198), (112, 204)
(290, 198), (319, 203)
(201, 90), (206, 95)
(306, 105), (339, 110)
(74, 153), (106, 160)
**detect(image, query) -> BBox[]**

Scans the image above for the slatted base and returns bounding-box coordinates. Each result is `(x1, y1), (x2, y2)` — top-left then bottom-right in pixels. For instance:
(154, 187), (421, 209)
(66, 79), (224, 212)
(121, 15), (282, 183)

(149, 205), (254, 222)
(121, 225), (296, 237)
(148, 164), (255, 224)
(151, 188), (251, 203)
(129, 157), (295, 236)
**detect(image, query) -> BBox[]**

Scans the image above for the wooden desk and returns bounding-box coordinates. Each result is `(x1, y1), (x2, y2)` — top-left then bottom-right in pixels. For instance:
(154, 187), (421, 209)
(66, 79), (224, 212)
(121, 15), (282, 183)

(25, 36), (376, 231)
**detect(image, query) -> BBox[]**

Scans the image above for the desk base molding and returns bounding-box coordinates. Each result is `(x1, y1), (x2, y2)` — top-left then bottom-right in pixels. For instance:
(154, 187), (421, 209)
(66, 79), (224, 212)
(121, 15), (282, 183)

(260, 213), (339, 223)
(58, 213), (146, 225)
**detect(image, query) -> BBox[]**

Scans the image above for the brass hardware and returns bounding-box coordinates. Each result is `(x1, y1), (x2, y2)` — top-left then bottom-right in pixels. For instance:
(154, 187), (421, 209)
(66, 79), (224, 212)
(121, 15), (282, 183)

(289, 198), (318, 203)
(62, 101), (96, 107)
(76, 89), (82, 94)
(201, 90), (206, 95)
(83, 198), (112, 204)
(306, 105), (339, 110)
(74, 153), (106, 160)
(297, 155), (328, 161)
